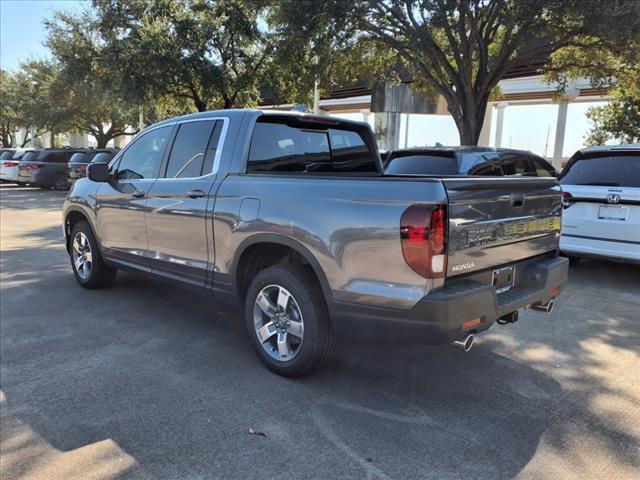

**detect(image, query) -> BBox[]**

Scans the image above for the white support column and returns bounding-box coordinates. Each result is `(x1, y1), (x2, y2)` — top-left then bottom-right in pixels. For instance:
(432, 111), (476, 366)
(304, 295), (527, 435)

(114, 135), (129, 149)
(404, 114), (410, 148)
(552, 86), (579, 169)
(478, 104), (493, 147)
(374, 111), (401, 151)
(493, 102), (508, 148)
(69, 132), (88, 148)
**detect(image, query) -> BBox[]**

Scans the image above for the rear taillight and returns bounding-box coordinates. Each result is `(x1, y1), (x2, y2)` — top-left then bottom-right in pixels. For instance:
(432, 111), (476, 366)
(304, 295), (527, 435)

(4, 161), (18, 167)
(400, 204), (447, 278)
(26, 163), (42, 170)
(562, 191), (572, 208)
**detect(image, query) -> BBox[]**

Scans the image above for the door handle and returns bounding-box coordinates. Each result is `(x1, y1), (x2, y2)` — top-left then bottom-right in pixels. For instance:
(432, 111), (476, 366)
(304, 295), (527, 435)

(132, 189), (146, 198)
(187, 189), (206, 199)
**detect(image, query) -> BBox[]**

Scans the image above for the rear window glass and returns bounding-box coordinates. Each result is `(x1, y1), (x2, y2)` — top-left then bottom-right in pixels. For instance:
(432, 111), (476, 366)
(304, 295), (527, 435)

(560, 153), (640, 187)
(247, 120), (377, 173)
(1, 151), (14, 160)
(69, 152), (88, 163)
(38, 151), (68, 163)
(499, 153), (535, 177)
(21, 151), (39, 162)
(91, 152), (114, 163)
(385, 153), (458, 175)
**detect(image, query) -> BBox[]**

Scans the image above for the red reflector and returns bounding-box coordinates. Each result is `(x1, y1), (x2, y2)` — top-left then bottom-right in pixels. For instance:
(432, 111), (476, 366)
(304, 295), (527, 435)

(400, 204), (447, 278)
(462, 318), (481, 329)
(551, 286), (560, 296)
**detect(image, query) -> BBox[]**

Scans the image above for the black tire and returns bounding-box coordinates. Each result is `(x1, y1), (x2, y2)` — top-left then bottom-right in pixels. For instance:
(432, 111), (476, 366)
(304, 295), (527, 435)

(244, 264), (335, 377)
(70, 220), (117, 289)
(52, 173), (68, 191)
(568, 255), (581, 267)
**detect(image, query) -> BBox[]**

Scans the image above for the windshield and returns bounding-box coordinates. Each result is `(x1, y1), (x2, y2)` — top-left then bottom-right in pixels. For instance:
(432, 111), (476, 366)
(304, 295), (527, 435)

(385, 153), (458, 175)
(560, 153), (640, 187)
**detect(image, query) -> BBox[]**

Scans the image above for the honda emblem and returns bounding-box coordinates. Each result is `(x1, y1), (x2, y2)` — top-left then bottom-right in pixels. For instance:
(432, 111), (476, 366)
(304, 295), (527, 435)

(607, 194), (620, 204)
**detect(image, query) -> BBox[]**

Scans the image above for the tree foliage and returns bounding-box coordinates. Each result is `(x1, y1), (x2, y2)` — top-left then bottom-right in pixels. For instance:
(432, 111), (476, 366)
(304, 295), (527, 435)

(44, 11), (141, 147)
(268, 0), (395, 107)
(358, 0), (640, 145)
(545, 10), (640, 146)
(92, 0), (275, 112)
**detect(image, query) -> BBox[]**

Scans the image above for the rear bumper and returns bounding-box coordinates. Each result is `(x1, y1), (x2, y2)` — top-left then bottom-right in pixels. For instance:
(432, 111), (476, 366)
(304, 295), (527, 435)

(330, 256), (568, 344)
(560, 235), (640, 264)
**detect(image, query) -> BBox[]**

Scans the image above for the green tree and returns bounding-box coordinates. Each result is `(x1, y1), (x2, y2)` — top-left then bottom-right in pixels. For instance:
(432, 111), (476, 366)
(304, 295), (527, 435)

(92, 0), (275, 112)
(45, 11), (140, 147)
(359, 0), (640, 145)
(12, 61), (74, 147)
(546, 26), (640, 146)
(268, 0), (394, 107)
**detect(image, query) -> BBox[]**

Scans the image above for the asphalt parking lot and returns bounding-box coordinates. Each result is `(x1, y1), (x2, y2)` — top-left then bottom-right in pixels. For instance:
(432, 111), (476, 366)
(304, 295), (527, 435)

(1, 184), (639, 480)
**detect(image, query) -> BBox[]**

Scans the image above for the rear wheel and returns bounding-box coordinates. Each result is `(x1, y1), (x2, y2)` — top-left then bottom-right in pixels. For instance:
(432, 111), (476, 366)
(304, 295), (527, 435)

(70, 221), (117, 288)
(244, 264), (335, 377)
(567, 255), (581, 267)
(52, 173), (68, 191)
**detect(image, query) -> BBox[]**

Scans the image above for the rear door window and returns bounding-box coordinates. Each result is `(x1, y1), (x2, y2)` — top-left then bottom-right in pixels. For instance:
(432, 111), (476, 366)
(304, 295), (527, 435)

(560, 153), (640, 187)
(385, 153), (458, 175)
(163, 120), (218, 178)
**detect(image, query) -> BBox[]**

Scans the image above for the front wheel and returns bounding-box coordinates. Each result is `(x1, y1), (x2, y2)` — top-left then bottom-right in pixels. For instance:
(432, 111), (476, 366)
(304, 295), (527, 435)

(244, 264), (335, 377)
(70, 221), (117, 288)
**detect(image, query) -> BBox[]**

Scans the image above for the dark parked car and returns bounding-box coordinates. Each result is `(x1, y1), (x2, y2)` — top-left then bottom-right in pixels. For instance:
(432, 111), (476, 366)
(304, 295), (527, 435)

(63, 109), (567, 376)
(384, 146), (558, 177)
(67, 149), (119, 183)
(18, 148), (84, 190)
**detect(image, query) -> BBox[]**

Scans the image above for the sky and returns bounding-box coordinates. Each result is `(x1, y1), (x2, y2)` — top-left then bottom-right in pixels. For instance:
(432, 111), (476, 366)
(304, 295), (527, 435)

(0, 0), (87, 70)
(1, 0), (603, 158)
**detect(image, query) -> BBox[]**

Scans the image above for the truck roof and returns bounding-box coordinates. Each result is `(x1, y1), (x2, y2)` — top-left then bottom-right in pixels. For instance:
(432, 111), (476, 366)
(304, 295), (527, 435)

(151, 108), (371, 130)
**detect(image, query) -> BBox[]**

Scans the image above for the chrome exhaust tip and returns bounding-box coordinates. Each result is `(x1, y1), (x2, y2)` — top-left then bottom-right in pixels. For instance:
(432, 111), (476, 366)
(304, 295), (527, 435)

(531, 299), (554, 314)
(452, 334), (474, 352)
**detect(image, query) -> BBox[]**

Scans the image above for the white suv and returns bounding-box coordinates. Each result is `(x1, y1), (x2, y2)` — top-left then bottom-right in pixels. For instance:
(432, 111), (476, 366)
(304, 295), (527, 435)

(560, 144), (640, 265)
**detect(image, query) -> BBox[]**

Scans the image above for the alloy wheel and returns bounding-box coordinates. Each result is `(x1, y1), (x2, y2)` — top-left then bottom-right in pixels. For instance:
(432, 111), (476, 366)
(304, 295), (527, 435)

(72, 232), (92, 280)
(253, 284), (304, 361)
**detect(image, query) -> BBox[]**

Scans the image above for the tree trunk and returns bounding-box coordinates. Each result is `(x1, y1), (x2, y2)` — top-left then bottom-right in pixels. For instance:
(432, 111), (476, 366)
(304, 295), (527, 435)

(95, 134), (110, 148)
(449, 94), (489, 146)
(50, 131), (56, 148)
(193, 96), (207, 112)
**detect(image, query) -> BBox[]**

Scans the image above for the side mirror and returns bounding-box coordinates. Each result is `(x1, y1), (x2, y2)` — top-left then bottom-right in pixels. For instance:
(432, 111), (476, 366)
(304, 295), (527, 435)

(87, 162), (110, 182)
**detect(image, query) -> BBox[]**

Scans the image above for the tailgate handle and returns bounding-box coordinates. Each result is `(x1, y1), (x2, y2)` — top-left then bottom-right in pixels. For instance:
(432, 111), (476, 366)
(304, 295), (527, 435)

(511, 193), (524, 208)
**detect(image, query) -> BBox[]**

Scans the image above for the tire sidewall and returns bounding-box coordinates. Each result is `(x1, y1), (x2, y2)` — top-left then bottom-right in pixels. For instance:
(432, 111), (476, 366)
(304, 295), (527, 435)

(244, 265), (328, 375)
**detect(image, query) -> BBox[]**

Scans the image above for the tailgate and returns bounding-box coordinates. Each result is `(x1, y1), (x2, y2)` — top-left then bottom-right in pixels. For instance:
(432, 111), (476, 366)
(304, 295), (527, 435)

(443, 177), (562, 277)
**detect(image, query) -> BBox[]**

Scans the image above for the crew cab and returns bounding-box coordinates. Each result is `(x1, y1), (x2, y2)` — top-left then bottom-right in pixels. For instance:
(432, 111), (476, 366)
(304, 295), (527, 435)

(560, 144), (640, 265)
(63, 109), (568, 376)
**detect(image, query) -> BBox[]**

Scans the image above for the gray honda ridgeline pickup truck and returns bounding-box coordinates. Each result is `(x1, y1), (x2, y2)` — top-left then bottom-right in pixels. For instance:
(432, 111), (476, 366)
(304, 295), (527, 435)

(63, 109), (568, 376)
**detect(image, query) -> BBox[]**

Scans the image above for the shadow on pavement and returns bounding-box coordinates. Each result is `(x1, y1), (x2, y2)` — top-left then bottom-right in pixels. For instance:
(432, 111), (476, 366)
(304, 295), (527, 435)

(1, 189), (639, 479)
